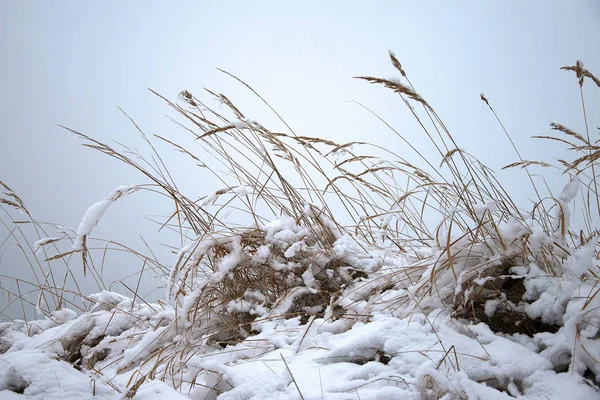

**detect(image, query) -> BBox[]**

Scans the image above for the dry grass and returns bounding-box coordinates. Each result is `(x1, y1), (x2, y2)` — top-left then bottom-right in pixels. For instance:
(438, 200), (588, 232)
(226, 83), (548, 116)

(1, 52), (599, 396)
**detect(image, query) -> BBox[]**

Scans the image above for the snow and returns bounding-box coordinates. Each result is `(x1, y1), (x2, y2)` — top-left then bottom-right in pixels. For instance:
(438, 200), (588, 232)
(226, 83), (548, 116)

(484, 299), (500, 318)
(522, 370), (599, 400)
(33, 237), (61, 255)
(474, 200), (497, 219)
(132, 381), (190, 400)
(2, 214), (599, 399)
(553, 176), (579, 240)
(0, 349), (115, 399)
(72, 185), (139, 251)
(559, 176), (579, 204)
(2, 301), (599, 399)
(227, 119), (250, 130)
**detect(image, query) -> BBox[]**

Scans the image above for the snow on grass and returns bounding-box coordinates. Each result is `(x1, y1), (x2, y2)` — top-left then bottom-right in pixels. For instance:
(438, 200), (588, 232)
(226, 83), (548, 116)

(3, 201), (600, 399)
(33, 237), (61, 255)
(2, 54), (599, 400)
(72, 185), (139, 251)
(2, 239), (599, 399)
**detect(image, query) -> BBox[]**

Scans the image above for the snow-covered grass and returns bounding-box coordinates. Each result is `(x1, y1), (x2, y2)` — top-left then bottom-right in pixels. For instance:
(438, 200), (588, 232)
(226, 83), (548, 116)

(1, 53), (599, 399)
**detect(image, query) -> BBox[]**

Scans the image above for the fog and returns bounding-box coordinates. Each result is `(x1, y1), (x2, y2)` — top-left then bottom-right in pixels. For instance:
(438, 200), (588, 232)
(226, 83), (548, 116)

(1, 1), (599, 319)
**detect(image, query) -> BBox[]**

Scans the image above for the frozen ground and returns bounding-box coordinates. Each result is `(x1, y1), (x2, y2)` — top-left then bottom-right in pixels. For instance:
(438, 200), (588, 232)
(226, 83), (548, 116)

(0, 293), (598, 399)
(1, 213), (598, 399)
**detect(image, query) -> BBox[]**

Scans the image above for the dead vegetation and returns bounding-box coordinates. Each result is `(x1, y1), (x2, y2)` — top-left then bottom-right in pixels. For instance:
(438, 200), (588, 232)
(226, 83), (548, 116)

(1, 52), (599, 397)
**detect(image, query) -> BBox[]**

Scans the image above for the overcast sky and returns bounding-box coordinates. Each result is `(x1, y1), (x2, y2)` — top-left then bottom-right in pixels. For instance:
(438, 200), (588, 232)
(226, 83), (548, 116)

(1, 1), (599, 318)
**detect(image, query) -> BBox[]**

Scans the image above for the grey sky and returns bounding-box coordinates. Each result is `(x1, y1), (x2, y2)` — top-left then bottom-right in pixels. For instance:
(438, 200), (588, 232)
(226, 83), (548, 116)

(1, 1), (599, 318)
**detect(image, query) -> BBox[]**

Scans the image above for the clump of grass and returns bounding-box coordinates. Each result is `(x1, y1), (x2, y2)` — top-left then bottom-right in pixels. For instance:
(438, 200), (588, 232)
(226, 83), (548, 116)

(1, 52), (598, 395)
